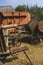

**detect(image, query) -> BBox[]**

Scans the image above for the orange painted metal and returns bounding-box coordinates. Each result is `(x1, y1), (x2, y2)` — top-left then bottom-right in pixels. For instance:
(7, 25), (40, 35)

(1, 12), (31, 26)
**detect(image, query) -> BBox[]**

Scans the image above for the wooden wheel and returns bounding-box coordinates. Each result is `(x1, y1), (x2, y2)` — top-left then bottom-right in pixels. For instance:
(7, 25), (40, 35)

(15, 38), (21, 47)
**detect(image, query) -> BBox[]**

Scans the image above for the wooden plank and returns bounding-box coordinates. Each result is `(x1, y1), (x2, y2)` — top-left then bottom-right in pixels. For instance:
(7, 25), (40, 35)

(0, 28), (6, 52)
(10, 46), (29, 54)
(0, 46), (28, 57)
(1, 24), (18, 29)
(0, 46), (33, 65)
(29, 35), (43, 38)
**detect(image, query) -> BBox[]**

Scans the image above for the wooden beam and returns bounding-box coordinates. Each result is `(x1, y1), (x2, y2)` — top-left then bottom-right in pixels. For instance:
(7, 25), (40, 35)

(1, 24), (18, 29)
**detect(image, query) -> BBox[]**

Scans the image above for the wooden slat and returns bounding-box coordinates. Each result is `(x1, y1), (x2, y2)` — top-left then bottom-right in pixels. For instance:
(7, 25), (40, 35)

(11, 46), (29, 54)
(1, 24), (18, 29)
(0, 46), (29, 57)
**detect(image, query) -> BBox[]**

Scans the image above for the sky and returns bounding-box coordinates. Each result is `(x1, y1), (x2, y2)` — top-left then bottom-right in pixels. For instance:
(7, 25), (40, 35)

(0, 0), (43, 8)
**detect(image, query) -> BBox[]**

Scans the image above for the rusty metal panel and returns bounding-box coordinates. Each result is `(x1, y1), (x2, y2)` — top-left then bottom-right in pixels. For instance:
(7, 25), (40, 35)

(29, 20), (38, 33)
(38, 21), (43, 32)
(0, 12), (31, 33)
(1, 12), (31, 26)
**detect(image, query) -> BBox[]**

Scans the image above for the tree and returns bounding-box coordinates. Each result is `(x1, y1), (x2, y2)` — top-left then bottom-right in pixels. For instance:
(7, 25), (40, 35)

(30, 5), (43, 20)
(26, 4), (30, 12)
(15, 5), (26, 11)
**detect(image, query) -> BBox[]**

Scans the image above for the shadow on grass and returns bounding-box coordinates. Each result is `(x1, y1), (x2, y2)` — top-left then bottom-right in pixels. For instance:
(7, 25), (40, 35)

(4, 56), (31, 65)
(21, 37), (30, 43)
(1, 55), (18, 64)
(21, 37), (40, 45)
(5, 55), (18, 63)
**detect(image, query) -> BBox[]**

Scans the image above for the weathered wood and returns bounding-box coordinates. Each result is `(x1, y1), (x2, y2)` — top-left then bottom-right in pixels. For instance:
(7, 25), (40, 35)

(0, 46), (28, 57)
(0, 28), (6, 52)
(0, 46), (33, 65)
(23, 51), (33, 65)
(33, 36), (43, 38)
(1, 24), (18, 29)
(11, 46), (33, 65)
(0, 46), (28, 55)
(11, 46), (29, 54)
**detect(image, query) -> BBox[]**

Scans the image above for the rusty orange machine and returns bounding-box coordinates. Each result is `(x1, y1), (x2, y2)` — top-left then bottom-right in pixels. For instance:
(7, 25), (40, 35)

(0, 12), (33, 65)
(0, 12), (30, 26)
(0, 12), (31, 50)
(0, 12), (31, 64)
(0, 12), (31, 33)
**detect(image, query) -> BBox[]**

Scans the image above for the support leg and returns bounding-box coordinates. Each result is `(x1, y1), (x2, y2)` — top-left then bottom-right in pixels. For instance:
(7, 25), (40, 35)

(23, 51), (33, 65)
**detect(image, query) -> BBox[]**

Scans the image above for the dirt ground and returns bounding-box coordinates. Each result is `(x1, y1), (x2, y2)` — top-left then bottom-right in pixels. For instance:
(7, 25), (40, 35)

(3, 41), (43, 65)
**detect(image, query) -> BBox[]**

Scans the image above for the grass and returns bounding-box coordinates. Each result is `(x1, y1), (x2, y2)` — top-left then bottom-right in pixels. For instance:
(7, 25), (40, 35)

(0, 34), (43, 65)
(4, 41), (43, 65)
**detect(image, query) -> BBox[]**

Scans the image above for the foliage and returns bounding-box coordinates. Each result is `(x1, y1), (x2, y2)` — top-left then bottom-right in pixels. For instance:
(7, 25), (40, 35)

(15, 5), (26, 11)
(15, 5), (43, 20)
(30, 5), (43, 20)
